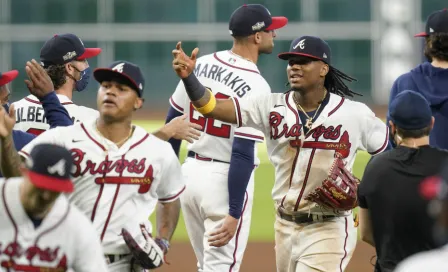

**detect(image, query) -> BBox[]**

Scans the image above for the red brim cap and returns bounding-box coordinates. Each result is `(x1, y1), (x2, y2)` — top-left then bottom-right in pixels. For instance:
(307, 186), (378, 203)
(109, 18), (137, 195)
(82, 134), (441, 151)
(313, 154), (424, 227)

(26, 170), (74, 193)
(266, 16), (288, 31)
(0, 70), (19, 86)
(414, 32), (428, 37)
(78, 48), (102, 60)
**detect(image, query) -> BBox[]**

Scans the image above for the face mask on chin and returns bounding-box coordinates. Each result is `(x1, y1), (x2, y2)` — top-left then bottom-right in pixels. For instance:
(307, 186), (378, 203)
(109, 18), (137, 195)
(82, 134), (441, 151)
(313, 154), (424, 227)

(74, 66), (91, 92)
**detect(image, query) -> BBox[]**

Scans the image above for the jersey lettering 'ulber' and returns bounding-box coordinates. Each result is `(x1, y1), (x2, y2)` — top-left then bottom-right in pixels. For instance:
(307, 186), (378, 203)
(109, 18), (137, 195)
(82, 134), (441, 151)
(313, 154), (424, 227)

(15, 106), (77, 124)
(194, 63), (251, 98)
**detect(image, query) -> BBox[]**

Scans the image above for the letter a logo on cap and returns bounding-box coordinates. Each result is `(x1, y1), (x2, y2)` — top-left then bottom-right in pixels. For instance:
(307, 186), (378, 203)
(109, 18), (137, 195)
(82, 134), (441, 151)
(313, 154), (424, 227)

(48, 159), (66, 176)
(112, 63), (125, 73)
(293, 39), (306, 50)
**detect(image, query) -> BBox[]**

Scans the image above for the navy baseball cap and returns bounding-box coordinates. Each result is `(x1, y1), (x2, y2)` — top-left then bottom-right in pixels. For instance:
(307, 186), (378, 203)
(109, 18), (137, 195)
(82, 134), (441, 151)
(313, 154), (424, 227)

(389, 90), (432, 130)
(228, 4), (288, 37)
(278, 36), (331, 65)
(93, 61), (145, 97)
(415, 9), (448, 37)
(0, 70), (19, 86)
(25, 144), (74, 193)
(40, 33), (102, 68)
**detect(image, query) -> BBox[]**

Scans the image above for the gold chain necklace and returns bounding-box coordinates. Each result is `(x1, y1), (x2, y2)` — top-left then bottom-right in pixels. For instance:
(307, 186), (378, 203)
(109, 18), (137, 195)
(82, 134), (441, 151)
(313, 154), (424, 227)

(293, 90), (327, 130)
(95, 124), (134, 154)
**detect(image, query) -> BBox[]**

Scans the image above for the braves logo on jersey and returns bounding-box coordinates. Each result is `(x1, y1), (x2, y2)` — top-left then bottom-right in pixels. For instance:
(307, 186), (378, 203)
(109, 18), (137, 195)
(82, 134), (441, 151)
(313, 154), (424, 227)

(71, 149), (155, 194)
(0, 242), (68, 271)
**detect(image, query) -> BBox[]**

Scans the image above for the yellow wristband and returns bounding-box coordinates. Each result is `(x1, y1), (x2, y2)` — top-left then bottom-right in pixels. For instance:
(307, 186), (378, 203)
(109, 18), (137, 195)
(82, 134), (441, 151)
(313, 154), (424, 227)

(194, 90), (216, 115)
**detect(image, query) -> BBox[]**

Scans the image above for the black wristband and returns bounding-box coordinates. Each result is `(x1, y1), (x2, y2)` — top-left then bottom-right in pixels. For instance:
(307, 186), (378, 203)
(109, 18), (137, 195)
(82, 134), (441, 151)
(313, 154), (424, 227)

(181, 73), (206, 101)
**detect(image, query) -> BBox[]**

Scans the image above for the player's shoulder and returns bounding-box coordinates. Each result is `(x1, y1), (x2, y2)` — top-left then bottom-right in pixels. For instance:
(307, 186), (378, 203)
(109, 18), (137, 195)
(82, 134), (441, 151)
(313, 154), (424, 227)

(12, 95), (38, 107)
(395, 247), (448, 272)
(74, 105), (100, 116)
(133, 125), (174, 152)
(338, 95), (374, 116)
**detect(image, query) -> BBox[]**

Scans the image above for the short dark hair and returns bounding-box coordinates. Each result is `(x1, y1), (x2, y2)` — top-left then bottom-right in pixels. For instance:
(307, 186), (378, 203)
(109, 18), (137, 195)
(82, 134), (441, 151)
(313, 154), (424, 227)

(396, 125), (431, 139)
(45, 64), (67, 90)
(424, 33), (448, 62)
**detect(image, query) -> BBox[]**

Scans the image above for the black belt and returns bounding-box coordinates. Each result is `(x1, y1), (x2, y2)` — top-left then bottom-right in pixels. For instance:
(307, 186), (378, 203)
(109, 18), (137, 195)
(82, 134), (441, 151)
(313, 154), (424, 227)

(187, 151), (229, 164)
(277, 207), (337, 224)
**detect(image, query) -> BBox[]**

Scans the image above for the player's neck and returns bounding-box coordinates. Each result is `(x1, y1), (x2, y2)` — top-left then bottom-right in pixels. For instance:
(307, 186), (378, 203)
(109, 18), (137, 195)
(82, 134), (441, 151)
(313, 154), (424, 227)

(96, 118), (133, 146)
(19, 182), (52, 220)
(399, 136), (429, 148)
(293, 86), (326, 112)
(55, 83), (74, 100)
(230, 45), (258, 64)
(431, 58), (448, 69)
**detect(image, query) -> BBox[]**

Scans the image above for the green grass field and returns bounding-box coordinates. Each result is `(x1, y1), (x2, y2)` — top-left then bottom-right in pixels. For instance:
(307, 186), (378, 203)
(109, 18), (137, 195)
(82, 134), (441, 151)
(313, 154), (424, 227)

(134, 120), (372, 242)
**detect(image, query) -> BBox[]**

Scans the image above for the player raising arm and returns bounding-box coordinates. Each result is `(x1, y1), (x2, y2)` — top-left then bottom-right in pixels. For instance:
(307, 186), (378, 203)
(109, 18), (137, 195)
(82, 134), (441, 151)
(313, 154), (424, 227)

(173, 37), (388, 272)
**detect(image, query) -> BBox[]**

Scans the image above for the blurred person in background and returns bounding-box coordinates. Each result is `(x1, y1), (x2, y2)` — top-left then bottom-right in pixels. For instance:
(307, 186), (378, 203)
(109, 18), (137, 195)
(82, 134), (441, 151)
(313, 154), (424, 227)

(394, 157), (448, 272)
(10, 33), (202, 144)
(358, 90), (448, 272)
(387, 9), (448, 149)
(166, 4), (287, 271)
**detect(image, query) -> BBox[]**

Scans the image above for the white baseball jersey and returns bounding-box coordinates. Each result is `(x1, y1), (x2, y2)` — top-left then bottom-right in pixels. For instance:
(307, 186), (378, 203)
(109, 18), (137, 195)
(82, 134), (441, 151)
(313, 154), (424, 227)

(19, 118), (185, 254)
(395, 244), (448, 272)
(12, 94), (99, 135)
(0, 178), (108, 272)
(170, 50), (271, 164)
(232, 92), (388, 214)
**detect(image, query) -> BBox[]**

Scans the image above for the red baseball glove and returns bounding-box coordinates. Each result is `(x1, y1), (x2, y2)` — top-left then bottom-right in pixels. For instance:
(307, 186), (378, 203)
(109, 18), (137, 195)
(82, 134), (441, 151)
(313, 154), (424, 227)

(305, 153), (360, 211)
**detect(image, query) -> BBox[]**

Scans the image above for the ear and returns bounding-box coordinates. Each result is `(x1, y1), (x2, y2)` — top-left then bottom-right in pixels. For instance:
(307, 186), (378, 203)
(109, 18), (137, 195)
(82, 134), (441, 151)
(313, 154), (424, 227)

(388, 120), (396, 132)
(430, 116), (435, 129)
(320, 64), (329, 77)
(134, 97), (144, 110)
(254, 32), (262, 45)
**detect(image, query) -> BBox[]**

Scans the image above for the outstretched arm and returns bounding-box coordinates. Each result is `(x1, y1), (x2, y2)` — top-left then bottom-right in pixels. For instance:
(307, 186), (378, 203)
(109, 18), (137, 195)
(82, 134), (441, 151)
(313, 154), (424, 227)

(172, 42), (237, 123)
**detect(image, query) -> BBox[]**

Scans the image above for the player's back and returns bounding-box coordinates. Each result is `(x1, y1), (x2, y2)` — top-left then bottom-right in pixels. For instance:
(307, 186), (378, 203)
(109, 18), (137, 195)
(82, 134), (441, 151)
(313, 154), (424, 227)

(170, 50), (271, 164)
(12, 94), (99, 135)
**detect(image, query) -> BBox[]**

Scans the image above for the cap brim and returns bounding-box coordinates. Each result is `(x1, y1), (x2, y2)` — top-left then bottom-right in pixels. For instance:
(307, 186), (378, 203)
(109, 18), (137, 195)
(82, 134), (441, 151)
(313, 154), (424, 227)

(78, 48), (102, 60)
(26, 170), (73, 193)
(94, 68), (140, 96)
(414, 32), (428, 37)
(266, 16), (288, 31)
(0, 70), (19, 86)
(278, 52), (324, 62)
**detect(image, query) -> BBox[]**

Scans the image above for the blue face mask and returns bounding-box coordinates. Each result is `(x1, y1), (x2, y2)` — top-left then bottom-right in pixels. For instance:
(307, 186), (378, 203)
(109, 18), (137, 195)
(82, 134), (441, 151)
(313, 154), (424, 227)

(75, 66), (91, 92)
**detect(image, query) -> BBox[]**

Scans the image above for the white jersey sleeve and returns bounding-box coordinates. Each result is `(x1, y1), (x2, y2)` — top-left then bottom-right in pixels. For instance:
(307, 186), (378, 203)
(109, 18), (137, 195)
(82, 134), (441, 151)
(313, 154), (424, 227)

(232, 92), (271, 135)
(156, 143), (186, 203)
(169, 81), (188, 114)
(19, 127), (64, 158)
(72, 206), (109, 272)
(233, 79), (271, 142)
(358, 103), (389, 155)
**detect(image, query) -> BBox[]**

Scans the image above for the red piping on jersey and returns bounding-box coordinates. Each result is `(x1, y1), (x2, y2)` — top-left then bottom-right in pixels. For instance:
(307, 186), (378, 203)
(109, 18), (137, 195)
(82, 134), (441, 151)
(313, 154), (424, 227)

(213, 52), (260, 74)
(294, 147), (317, 211)
(369, 126), (389, 155)
(328, 97), (345, 117)
(91, 184), (104, 221)
(100, 184), (121, 241)
(128, 133), (149, 150)
(24, 97), (74, 105)
(234, 132), (264, 141)
(229, 191), (248, 272)
(233, 98), (243, 128)
(339, 217), (349, 272)
(34, 205), (70, 246)
(19, 150), (30, 158)
(169, 97), (184, 113)
(281, 92), (301, 208)
(81, 123), (106, 151)
(159, 186), (186, 202)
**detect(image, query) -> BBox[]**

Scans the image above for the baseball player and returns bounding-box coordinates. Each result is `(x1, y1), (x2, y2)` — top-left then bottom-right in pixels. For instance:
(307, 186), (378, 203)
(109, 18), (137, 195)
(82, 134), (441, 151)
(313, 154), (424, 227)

(12, 33), (101, 135)
(0, 143), (108, 272)
(387, 9), (448, 149)
(0, 62), (75, 178)
(10, 33), (196, 143)
(172, 36), (388, 271)
(166, 4), (287, 271)
(12, 61), (186, 271)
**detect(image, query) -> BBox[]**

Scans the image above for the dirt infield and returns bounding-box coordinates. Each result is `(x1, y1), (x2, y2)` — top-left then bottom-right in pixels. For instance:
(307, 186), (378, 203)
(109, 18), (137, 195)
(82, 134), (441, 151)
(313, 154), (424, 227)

(159, 241), (376, 272)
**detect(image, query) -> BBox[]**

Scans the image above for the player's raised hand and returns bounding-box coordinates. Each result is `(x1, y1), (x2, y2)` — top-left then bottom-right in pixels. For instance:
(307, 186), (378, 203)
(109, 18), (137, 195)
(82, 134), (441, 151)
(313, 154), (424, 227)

(172, 41), (199, 79)
(24, 59), (54, 98)
(166, 114), (203, 143)
(208, 215), (239, 247)
(0, 104), (16, 138)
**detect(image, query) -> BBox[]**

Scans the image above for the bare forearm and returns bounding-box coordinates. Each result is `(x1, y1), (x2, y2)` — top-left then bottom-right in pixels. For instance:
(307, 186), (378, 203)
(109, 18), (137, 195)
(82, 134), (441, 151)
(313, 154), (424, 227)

(156, 199), (181, 241)
(152, 126), (174, 141)
(0, 135), (22, 177)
